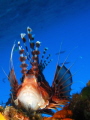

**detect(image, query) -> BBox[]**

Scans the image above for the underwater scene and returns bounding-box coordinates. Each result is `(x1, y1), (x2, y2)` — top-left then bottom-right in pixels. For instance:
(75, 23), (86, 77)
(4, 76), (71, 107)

(0, 0), (90, 120)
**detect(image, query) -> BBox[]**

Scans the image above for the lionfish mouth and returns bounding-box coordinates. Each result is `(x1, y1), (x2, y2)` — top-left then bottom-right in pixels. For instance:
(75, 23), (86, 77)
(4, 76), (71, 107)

(15, 76), (48, 111)
(16, 89), (45, 110)
(8, 26), (73, 114)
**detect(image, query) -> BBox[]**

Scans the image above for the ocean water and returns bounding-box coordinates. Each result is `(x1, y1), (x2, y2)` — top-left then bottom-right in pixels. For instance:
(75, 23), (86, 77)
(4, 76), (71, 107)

(0, 0), (90, 107)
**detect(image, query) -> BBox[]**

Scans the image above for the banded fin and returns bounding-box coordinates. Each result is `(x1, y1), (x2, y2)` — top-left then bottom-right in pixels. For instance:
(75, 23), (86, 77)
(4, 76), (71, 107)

(8, 69), (19, 98)
(18, 41), (28, 75)
(8, 43), (19, 99)
(19, 27), (52, 76)
(20, 33), (31, 61)
(52, 65), (72, 99)
(31, 41), (41, 76)
(39, 48), (52, 71)
(18, 27), (41, 76)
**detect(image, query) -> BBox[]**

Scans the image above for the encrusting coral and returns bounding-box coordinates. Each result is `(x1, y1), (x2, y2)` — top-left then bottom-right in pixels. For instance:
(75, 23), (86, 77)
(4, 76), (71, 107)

(68, 80), (90, 120)
(0, 106), (42, 120)
(0, 105), (73, 120)
(43, 108), (73, 120)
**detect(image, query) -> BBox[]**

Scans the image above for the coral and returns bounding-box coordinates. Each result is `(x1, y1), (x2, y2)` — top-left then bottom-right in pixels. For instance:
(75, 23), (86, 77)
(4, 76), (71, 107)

(0, 105), (73, 120)
(0, 113), (6, 120)
(53, 109), (72, 119)
(0, 106), (42, 120)
(4, 106), (29, 120)
(81, 81), (90, 100)
(0, 106), (4, 112)
(68, 80), (90, 120)
(42, 108), (73, 120)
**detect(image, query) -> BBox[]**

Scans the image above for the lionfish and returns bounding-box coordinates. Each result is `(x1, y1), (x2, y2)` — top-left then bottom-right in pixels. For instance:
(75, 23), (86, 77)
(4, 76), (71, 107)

(8, 27), (72, 114)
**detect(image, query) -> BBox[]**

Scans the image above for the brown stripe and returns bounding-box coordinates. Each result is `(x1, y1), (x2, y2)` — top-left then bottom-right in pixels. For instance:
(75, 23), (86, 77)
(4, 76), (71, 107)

(32, 50), (40, 55)
(20, 63), (28, 68)
(21, 69), (28, 74)
(20, 57), (26, 62)
(28, 34), (34, 40)
(22, 37), (26, 42)
(19, 49), (24, 54)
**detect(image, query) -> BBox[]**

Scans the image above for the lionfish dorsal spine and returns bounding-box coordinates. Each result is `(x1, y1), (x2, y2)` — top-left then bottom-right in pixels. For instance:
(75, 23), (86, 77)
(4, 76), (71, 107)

(18, 27), (41, 76)
(27, 27), (41, 75)
(27, 27), (35, 51)
(20, 33), (31, 61)
(39, 48), (52, 71)
(31, 41), (41, 75)
(18, 41), (28, 75)
(18, 27), (52, 76)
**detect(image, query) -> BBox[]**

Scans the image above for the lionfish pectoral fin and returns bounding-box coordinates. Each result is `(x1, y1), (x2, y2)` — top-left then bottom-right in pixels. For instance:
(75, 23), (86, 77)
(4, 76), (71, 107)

(52, 65), (72, 100)
(8, 69), (19, 97)
(8, 69), (18, 88)
(38, 100), (49, 109)
(8, 43), (19, 99)
(46, 103), (59, 110)
(46, 96), (69, 110)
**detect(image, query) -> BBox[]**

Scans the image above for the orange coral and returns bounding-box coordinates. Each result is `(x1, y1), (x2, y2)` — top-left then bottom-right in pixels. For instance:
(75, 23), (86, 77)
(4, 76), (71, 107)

(43, 109), (73, 120)
(43, 117), (73, 120)
(53, 109), (72, 118)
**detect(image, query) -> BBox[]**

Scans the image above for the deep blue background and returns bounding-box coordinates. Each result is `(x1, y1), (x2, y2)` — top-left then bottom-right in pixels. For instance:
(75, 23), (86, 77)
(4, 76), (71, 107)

(0, 0), (90, 106)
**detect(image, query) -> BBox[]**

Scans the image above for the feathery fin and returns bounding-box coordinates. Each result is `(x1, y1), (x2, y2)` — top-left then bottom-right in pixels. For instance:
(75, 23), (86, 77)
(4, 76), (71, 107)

(52, 65), (72, 99)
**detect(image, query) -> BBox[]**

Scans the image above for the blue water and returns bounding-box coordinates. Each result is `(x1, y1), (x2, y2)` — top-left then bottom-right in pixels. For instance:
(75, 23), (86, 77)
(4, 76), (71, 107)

(0, 0), (90, 107)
